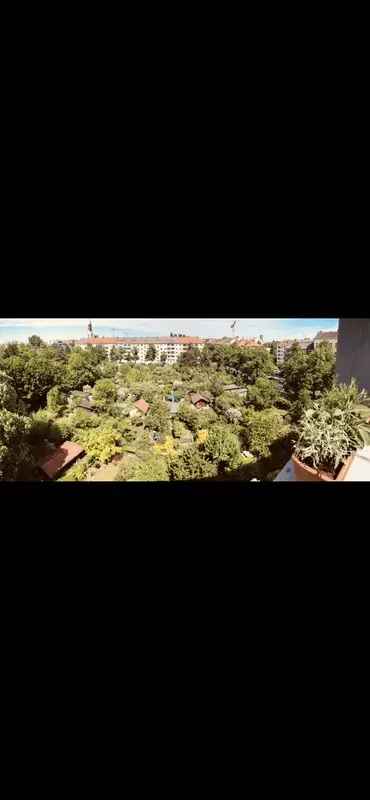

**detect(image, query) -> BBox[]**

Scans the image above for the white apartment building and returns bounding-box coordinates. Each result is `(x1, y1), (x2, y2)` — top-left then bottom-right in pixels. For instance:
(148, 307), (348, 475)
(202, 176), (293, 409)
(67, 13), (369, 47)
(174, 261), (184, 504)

(73, 337), (205, 364)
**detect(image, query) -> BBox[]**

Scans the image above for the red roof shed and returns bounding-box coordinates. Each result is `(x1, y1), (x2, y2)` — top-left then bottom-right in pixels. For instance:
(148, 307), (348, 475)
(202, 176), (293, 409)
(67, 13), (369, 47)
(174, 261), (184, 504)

(38, 442), (85, 479)
(134, 399), (150, 415)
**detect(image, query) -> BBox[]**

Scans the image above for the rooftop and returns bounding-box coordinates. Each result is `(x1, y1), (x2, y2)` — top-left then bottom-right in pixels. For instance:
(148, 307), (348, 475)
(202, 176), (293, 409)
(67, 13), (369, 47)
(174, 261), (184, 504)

(314, 331), (338, 340)
(74, 337), (205, 346)
(134, 398), (150, 414)
(38, 442), (85, 479)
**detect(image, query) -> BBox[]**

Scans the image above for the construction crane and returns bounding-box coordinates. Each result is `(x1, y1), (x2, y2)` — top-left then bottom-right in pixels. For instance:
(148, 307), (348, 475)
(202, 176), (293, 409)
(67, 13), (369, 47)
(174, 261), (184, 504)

(230, 320), (238, 338)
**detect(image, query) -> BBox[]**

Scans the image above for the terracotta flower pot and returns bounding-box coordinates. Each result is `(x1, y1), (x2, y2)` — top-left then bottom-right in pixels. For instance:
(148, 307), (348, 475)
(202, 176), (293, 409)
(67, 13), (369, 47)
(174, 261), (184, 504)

(291, 453), (354, 482)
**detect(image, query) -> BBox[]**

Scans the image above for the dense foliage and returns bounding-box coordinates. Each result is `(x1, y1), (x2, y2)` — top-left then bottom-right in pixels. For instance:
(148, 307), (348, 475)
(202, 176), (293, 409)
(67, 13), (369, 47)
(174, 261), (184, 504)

(0, 409), (32, 480)
(1, 336), (366, 482)
(92, 379), (117, 411)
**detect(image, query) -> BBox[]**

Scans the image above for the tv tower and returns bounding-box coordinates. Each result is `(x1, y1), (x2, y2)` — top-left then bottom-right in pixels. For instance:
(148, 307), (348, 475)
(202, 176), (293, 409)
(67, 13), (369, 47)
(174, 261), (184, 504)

(88, 320), (94, 338)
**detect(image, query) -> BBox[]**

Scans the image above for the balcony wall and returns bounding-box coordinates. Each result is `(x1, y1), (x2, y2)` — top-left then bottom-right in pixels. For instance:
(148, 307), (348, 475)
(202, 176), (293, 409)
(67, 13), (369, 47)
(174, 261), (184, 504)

(336, 319), (370, 392)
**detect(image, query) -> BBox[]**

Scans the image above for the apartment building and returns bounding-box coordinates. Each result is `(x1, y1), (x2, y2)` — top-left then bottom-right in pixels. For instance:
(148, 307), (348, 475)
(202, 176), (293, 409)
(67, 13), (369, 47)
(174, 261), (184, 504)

(73, 337), (205, 364)
(275, 339), (313, 365)
(313, 331), (338, 352)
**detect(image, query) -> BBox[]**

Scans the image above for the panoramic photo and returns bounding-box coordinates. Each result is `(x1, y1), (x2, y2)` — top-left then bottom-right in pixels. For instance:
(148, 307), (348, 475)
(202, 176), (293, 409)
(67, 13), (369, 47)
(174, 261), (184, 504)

(0, 318), (369, 482)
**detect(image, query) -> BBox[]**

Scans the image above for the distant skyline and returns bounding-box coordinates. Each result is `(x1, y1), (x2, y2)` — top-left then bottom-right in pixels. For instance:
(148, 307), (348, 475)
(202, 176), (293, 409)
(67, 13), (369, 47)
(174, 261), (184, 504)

(0, 318), (339, 343)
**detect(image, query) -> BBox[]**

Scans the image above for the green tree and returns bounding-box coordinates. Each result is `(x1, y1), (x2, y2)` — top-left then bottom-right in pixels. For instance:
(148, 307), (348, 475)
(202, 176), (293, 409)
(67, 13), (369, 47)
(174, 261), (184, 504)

(146, 345), (157, 362)
(160, 353), (167, 365)
(4, 351), (67, 410)
(271, 341), (278, 364)
(306, 342), (335, 398)
(215, 392), (244, 415)
(281, 343), (312, 402)
(289, 389), (312, 423)
(196, 407), (218, 428)
(2, 342), (20, 358)
(50, 342), (71, 361)
(177, 402), (202, 433)
(65, 349), (101, 391)
(99, 361), (117, 379)
(237, 348), (276, 384)
(28, 335), (45, 348)
(179, 345), (199, 367)
(0, 409), (32, 480)
(172, 419), (188, 438)
(210, 378), (225, 398)
(92, 379), (117, 411)
(0, 372), (18, 412)
(47, 386), (67, 416)
(169, 446), (218, 480)
(144, 400), (170, 434)
(202, 424), (241, 469)
(110, 346), (121, 362)
(76, 426), (122, 465)
(244, 377), (281, 410)
(243, 409), (285, 458)
(28, 409), (65, 445)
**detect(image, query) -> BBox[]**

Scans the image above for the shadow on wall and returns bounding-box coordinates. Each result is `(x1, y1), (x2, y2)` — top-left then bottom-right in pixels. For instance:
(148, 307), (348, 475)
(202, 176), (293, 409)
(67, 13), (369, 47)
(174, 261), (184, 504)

(336, 319), (370, 393)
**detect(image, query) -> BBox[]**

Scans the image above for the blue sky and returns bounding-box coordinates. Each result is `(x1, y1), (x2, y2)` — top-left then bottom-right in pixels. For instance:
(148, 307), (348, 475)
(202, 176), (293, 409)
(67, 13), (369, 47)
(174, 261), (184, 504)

(0, 318), (339, 343)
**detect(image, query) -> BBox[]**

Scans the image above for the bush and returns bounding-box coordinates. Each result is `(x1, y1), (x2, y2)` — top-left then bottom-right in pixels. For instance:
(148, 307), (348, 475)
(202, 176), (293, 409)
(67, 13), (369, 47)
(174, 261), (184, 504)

(197, 407), (218, 428)
(56, 416), (76, 441)
(92, 379), (117, 411)
(116, 453), (169, 482)
(202, 424), (241, 469)
(144, 400), (171, 434)
(0, 374), (18, 412)
(243, 409), (285, 459)
(172, 419), (187, 438)
(215, 393), (243, 414)
(295, 400), (367, 473)
(99, 362), (117, 379)
(320, 378), (369, 411)
(70, 409), (101, 429)
(153, 436), (178, 459)
(59, 459), (89, 482)
(0, 409), (32, 480)
(169, 446), (218, 481)
(47, 386), (67, 416)
(225, 408), (243, 423)
(74, 427), (122, 465)
(177, 402), (202, 433)
(244, 377), (282, 410)
(289, 389), (312, 424)
(28, 410), (65, 445)
(196, 429), (208, 445)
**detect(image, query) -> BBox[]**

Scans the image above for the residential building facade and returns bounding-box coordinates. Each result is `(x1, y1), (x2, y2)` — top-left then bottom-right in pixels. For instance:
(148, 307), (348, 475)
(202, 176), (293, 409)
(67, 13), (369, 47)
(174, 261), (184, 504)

(313, 331), (338, 352)
(71, 337), (205, 364)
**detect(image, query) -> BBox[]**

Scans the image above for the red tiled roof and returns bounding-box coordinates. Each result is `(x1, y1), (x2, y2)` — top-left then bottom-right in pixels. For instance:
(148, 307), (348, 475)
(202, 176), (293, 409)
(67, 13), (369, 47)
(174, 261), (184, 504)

(134, 398), (150, 414)
(38, 442), (85, 479)
(75, 337), (205, 346)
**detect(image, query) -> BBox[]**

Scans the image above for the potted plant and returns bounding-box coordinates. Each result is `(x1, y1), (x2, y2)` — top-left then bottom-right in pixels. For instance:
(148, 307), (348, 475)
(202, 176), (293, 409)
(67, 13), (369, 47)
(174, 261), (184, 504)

(292, 397), (367, 482)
